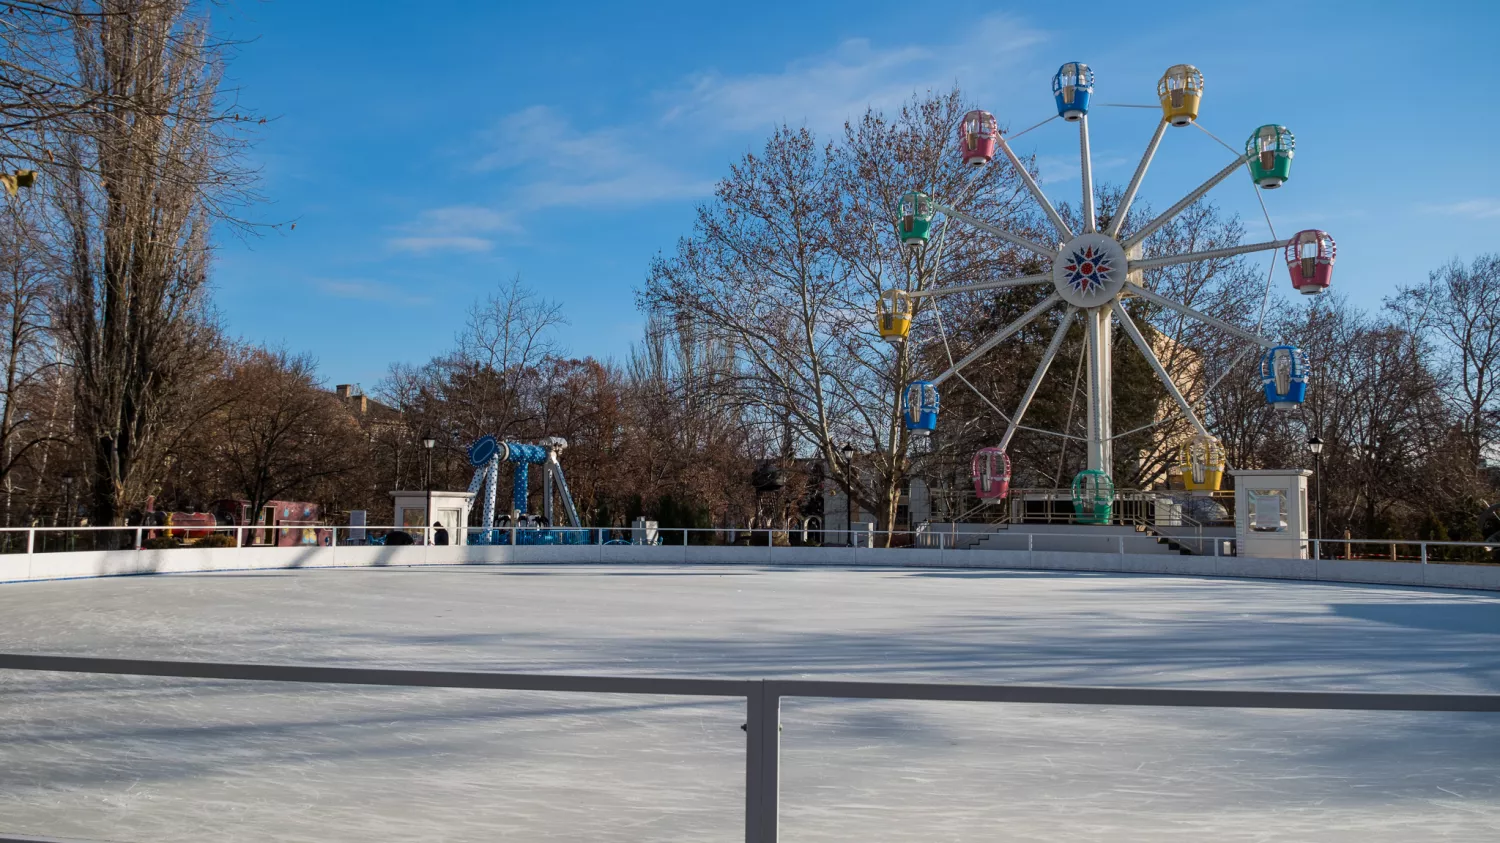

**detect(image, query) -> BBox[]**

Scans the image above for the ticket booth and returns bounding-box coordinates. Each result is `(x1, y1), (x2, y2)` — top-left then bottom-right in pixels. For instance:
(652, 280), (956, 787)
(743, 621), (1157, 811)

(389, 490), (476, 545)
(1231, 469), (1311, 558)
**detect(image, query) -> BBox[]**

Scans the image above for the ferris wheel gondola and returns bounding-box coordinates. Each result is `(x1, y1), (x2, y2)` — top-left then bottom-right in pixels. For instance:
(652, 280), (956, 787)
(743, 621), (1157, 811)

(886, 63), (1331, 503)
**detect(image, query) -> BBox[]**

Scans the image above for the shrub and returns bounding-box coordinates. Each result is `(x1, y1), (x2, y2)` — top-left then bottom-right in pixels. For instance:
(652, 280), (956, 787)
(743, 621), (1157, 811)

(194, 534), (237, 548)
(142, 536), (182, 550)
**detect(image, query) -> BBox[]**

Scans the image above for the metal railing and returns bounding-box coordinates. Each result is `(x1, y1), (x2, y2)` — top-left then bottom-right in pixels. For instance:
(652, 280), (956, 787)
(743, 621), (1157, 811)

(0, 652), (1497, 843)
(2, 524), (1498, 565)
(1312, 537), (1499, 565)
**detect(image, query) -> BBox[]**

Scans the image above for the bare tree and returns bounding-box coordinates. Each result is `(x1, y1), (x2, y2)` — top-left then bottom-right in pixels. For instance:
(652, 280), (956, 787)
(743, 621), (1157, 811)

(645, 89), (1036, 537)
(48, 0), (254, 525)
(0, 192), (63, 517)
(1390, 254), (1500, 472)
(207, 348), (364, 529)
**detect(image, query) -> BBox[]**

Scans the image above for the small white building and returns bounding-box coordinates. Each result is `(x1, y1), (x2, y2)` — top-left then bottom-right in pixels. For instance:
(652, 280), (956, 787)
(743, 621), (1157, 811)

(1231, 469), (1311, 559)
(389, 490), (476, 545)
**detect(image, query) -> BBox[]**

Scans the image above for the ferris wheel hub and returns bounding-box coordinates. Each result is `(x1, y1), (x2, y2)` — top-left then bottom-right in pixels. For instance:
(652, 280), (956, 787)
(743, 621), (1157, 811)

(1051, 232), (1128, 308)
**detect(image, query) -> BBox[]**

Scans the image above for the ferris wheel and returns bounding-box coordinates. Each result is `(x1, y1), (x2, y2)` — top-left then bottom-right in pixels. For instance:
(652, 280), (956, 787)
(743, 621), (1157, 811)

(877, 63), (1338, 522)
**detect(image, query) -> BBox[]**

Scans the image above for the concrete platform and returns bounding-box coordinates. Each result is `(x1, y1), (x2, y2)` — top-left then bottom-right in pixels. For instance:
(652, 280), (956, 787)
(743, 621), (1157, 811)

(1, 565), (1498, 842)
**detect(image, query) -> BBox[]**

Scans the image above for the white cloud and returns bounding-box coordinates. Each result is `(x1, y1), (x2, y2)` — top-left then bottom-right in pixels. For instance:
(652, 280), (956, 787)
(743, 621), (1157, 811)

(317, 279), (430, 305)
(400, 16), (1050, 236)
(387, 204), (520, 254)
(1420, 198), (1500, 220)
(658, 14), (1049, 136)
(476, 105), (713, 208)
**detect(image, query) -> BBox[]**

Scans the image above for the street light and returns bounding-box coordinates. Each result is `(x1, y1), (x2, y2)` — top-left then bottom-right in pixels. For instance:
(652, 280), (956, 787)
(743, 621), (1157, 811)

(60, 472), (74, 552)
(422, 434), (436, 545)
(59, 473), (73, 526)
(840, 443), (855, 547)
(1307, 436), (1325, 558)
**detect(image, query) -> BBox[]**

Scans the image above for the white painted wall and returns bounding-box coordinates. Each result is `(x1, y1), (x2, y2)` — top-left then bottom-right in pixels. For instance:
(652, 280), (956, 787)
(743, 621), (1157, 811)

(2, 543), (1498, 592)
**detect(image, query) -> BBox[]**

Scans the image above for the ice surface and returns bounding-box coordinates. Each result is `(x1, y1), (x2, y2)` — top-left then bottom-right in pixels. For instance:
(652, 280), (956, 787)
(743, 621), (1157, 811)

(0, 564), (1497, 841)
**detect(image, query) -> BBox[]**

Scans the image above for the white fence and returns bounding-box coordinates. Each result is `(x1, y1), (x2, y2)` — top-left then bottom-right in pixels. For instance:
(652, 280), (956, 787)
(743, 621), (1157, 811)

(1, 532), (1499, 591)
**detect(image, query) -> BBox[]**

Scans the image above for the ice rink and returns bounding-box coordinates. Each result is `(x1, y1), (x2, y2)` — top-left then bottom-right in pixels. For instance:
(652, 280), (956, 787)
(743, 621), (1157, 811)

(1, 563), (1498, 842)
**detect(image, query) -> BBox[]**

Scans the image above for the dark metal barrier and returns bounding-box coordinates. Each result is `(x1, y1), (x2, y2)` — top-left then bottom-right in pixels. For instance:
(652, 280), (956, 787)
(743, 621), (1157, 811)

(3, 653), (1498, 842)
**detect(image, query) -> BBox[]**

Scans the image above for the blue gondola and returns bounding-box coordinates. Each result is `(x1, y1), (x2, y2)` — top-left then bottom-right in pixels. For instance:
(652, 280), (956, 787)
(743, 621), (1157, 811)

(1053, 62), (1094, 122)
(904, 380), (939, 436)
(1261, 345), (1308, 409)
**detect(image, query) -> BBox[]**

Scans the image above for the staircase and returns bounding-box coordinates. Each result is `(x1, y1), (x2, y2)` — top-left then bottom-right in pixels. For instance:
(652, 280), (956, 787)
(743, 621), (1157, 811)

(969, 523), (1195, 556)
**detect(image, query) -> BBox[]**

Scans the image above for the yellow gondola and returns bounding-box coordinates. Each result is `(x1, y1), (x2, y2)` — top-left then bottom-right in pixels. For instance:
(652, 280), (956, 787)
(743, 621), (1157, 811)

(1157, 65), (1204, 127)
(1178, 435), (1226, 492)
(876, 289), (913, 344)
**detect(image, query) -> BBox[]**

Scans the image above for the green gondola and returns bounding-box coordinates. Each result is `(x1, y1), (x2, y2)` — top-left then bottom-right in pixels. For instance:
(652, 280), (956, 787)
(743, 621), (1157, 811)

(1246, 125), (1294, 189)
(1071, 469), (1115, 525)
(898, 191), (934, 250)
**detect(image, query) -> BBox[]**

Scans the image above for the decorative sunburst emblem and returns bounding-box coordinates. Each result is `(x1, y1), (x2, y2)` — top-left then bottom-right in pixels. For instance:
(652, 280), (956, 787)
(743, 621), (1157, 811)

(1062, 245), (1114, 294)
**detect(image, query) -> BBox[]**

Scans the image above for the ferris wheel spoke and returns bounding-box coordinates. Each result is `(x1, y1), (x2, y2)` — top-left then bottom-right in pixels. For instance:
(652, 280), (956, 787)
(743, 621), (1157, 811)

(932, 293), (1062, 385)
(1130, 285), (1275, 349)
(1111, 301), (1210, 439)
(999, 306), (1077, 452)
(1105, 119), (1168, 238)
(994, 136), (1073, 241)
(1122, 154), (1249, 249)
(907, 273), (1050, 299)
(933, 202), (1059, 259)
(1131, 238), (1290, 272)
(1079, 115), (1096, 233)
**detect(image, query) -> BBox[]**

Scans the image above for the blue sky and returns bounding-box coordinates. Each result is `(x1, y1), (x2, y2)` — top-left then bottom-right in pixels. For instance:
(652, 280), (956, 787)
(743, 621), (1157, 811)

(211, 0), (1498, 389)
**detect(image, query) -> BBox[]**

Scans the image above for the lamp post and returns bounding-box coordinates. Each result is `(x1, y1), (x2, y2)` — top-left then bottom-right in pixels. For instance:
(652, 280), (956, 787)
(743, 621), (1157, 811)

(1308, 435), (1324, 558)
(422, 434), (436, 545)
(840, 443), (855, 547)
(60, 473), (74, 552)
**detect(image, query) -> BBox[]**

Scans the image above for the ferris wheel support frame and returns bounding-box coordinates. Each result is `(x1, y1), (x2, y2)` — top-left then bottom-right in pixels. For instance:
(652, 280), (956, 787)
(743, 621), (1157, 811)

(906, 273), (1050, 299)
(1130, 284), (1277, 349)
(999, 306), (1079, 453)
(892, 65), (1322, 498)
(932, 201), (1058, 258)
(1112, 300), (1211, 439)
(1079, 115), (1096, 233)
(1132, 238), (1289, 272)
(1085, 308), (1113, 471)
(995, 134), (1073, 240)
(1123, 153), (1250, 250)
(932, 293), (1063, 385)
(1106, 119), (1169, 238)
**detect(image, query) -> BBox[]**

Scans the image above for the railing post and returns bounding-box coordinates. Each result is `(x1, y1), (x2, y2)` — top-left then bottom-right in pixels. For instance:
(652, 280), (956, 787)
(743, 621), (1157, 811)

(134, 527), (143, 551)
(26, 527), (34, 555)
(745, 680), (780, 843)
(1421, 542), (1427, 565)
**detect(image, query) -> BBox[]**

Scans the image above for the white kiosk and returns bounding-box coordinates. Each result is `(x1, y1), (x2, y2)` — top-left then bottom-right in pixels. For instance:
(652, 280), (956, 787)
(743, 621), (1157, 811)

(389, 490), (476, 545)
(1231, 469), (1311, 559)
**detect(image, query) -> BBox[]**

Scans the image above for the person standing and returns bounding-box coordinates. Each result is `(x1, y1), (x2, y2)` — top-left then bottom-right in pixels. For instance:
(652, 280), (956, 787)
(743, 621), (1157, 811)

(432, 521), (449, 546)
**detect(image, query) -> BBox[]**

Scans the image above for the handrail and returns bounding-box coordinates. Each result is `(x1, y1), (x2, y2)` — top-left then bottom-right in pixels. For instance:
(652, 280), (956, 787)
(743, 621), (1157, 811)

(1, 652), (1498, 843)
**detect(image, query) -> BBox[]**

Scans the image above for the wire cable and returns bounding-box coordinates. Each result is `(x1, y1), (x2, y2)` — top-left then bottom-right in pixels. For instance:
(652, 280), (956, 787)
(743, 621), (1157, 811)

(1006, 114), (1057, 141)
(1195, 121), (1280, 334)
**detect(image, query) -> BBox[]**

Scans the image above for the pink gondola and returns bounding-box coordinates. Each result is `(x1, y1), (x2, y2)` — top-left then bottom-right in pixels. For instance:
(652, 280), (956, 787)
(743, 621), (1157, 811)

(972, 447), (1011, 501)
(959, 110), (998, 167)
(1285, 230), (1335, 295)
